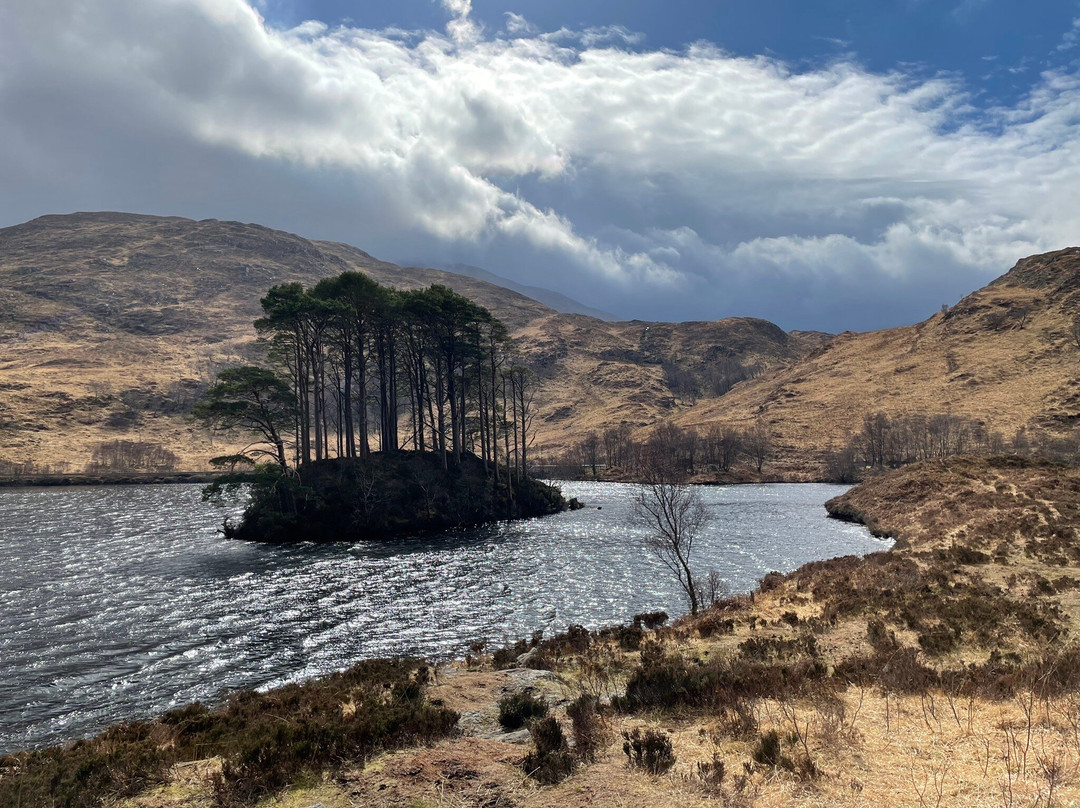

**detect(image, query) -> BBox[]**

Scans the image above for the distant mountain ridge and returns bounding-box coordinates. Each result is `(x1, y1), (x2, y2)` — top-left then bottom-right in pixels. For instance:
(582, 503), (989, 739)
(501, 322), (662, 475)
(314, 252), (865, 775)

(0, 212), (818, 472)
(3, 211), (1075, 479)
(440, 262), (618, 321)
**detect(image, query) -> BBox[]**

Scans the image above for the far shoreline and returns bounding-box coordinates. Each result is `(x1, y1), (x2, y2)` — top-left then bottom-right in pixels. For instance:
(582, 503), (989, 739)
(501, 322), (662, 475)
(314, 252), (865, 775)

(0, 469), (847, 488)
(0, 471), (223, 487)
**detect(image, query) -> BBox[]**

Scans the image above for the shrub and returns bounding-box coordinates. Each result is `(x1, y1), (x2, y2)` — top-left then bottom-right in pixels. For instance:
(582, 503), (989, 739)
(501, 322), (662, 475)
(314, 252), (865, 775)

(492, 637), (530, 669)
(567, 694), (609, 762)
(614, 641), (825, 714)
(752, 729), (793, 771)
(623, 727), (676, 775)
(833, 646), (939, 693)
(522, 717), (575, 784)
(759, 571), (785, 592)
(618, 624), (644, 650)
(633, 610), (669, 630)
(917, 623), (959, 656)
(497, 692), (548, 730)
(597, 622), (644, 651)
(694, 752), (725, 796)
(695, 613), (735, 638)
(866, 618), (897, 652)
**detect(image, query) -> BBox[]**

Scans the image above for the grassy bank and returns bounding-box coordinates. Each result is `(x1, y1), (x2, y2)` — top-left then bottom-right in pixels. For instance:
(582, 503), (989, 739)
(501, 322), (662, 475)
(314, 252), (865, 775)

(0, 661), (456, 808)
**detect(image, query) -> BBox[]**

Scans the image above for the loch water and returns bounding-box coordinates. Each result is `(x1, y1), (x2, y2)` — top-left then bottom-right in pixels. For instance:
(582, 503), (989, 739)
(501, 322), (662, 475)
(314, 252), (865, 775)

(0, 480), (887, 754)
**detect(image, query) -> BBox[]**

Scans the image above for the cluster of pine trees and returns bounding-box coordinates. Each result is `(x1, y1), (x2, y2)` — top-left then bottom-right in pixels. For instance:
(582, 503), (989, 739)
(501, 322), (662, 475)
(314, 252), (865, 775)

(198, 272), (537, 482)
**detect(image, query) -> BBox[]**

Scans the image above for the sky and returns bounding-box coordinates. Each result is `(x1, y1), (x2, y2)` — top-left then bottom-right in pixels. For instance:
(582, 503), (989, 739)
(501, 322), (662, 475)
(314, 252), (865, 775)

(1, 1), (1078, 331)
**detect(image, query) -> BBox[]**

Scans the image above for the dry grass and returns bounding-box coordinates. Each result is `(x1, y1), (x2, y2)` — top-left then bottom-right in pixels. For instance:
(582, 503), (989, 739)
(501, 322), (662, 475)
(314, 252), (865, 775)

(111, 690), (1080, 808)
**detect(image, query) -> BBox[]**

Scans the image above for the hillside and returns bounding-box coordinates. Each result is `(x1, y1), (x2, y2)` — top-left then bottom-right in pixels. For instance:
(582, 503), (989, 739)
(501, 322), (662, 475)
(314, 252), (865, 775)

(0, 212), (813, 472)
(678, 247), (1080, 476)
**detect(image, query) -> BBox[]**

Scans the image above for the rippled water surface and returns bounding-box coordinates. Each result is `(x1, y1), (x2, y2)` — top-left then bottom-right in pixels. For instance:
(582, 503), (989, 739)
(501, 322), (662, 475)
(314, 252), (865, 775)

(0, 481), (885, 753)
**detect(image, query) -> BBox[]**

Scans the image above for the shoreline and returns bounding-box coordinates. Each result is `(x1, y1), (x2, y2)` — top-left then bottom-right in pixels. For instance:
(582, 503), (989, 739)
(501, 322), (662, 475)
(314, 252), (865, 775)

(0, 469), (830, 488)
(0, 471), (222, 487)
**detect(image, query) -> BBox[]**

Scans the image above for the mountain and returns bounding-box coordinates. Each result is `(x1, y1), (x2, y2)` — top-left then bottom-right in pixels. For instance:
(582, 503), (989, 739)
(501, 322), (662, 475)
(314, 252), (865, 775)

(440, 262), (618, 320)
(680, 247), (1080, 476)
(0, 212), (815, 472)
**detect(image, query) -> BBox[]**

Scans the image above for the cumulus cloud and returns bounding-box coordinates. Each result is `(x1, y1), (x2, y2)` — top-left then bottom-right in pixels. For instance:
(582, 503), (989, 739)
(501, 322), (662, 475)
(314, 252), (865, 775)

(0, 1), (1077, 329)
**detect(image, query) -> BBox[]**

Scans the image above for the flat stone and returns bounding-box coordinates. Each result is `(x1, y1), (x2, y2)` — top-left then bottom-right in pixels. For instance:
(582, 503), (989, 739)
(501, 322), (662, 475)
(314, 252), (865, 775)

(483, 727), (532, 744)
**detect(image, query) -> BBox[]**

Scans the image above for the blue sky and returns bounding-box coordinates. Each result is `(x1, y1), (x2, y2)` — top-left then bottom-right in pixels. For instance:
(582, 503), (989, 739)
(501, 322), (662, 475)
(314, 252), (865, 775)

(0, 0), (1078, 330)
(268, 0), (1079, 107)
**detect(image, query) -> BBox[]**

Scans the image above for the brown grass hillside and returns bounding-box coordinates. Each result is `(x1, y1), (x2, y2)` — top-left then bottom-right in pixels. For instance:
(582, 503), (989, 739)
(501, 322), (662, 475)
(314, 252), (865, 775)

(0, 212), (817, 472)
(680, 248), (1080, 475)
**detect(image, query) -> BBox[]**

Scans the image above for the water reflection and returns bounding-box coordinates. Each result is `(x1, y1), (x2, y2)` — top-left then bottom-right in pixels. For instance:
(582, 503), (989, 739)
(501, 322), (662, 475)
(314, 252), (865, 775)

(0, 481), (887, 754)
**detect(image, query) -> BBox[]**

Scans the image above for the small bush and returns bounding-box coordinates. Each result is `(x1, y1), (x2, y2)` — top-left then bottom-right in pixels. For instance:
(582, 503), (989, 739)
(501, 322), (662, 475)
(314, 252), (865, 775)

(759, 571), (785, 592)
(633, 610), (669, 630)
(866, 618), (897, 652)
(622, 728), (676, 775)
(833, 646), (939, 693)
(498, 692), (548, 730)
(599, 623), (644, 650)
(694, 752), (725, 795)
(616, 624), (645, 650)
(696, 613), (735, 638)
(752, 730), (793, 771)
(567, 694), (609, 762)
(522, 717), (575, 784)
(917, 623), (959, 656)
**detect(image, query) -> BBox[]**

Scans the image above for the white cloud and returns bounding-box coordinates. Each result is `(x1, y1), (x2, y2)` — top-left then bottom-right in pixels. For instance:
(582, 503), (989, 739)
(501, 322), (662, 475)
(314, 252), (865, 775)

(1059, 17), (1080, 51)
(439, 0), (479, 44)
(0, 1), (1077, 329)
(504, 13), (538, 37)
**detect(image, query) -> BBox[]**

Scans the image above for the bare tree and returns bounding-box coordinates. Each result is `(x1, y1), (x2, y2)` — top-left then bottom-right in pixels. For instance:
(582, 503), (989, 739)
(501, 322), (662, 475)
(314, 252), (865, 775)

(580, 430), (601, 478)
(630, 453), (710, 615)
(742, 419), (772, 473)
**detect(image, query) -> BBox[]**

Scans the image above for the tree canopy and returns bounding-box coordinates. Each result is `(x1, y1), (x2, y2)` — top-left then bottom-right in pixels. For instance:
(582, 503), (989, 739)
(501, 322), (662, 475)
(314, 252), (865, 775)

(198, 273), (537, 483)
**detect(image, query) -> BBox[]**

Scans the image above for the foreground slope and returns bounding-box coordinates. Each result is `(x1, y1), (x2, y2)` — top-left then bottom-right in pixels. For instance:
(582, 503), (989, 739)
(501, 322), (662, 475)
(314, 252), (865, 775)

(681, 247), (1080, 475)
(0, 212), (814, 471)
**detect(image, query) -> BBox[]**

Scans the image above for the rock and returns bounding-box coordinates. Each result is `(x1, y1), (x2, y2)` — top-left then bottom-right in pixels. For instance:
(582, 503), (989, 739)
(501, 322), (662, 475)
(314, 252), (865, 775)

(499, 668), (560, 695)
(456, 709), (498, 737)
(490, 727), (532, 744)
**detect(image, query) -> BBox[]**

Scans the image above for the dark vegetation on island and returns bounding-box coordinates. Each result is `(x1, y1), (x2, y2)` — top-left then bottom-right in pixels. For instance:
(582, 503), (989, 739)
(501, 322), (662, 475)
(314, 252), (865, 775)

(210, 451), (567, 543)
(196, 271), (571, 540)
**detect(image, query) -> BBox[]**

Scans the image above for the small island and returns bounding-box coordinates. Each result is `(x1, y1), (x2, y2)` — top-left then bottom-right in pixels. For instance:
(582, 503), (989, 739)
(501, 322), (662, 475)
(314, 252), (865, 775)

(196, 272), (570, 542)
(218, 450), (567, 542)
